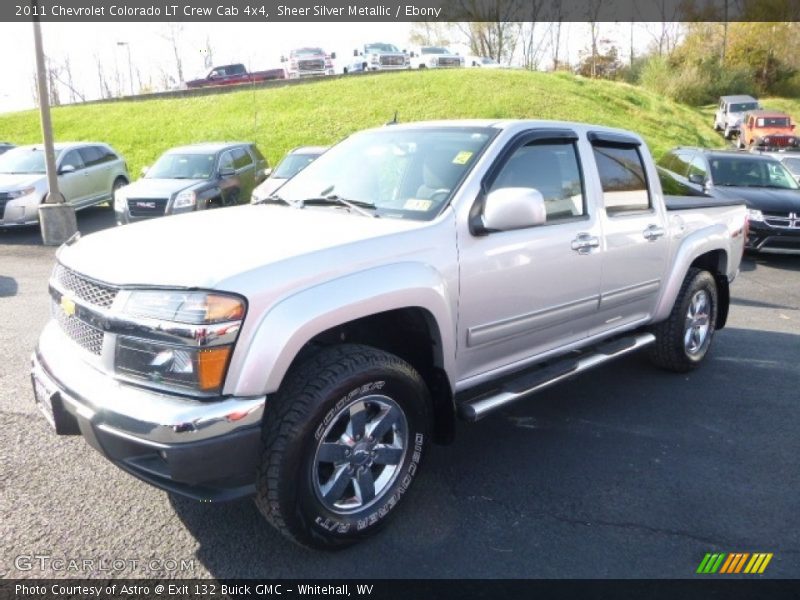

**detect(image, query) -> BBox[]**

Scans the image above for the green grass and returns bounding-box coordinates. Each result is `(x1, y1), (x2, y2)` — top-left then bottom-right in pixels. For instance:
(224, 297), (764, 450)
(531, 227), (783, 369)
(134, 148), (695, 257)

(0, 70), (755, 177)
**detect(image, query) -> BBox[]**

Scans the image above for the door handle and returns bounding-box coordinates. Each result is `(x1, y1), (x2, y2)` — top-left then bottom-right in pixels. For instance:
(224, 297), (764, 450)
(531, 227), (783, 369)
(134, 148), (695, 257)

(643, 225), (666, 241)
(571, 233), (600, 254)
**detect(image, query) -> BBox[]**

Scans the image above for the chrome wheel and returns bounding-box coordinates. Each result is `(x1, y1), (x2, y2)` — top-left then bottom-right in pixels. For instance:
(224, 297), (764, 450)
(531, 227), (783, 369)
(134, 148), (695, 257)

(312, 395), (408, 514)
(684, 290), (711, 355)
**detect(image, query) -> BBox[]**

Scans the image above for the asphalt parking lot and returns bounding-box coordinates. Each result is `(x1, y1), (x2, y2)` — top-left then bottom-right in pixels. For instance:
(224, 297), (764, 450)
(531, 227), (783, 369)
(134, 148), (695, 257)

(1, 208), (798, 579)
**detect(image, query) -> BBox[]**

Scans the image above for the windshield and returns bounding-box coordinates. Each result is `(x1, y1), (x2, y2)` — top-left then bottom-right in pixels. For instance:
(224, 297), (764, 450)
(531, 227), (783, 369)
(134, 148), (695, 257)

(709, 157), (799, 189)
(293, 48), (324, 57)
(273, 153), (322, 178)
(147, 153), (216, 179)
(731, 102), (759, 112)
(421, 47), (449, 55)
(0, 147), (60, 175)
(756, 117), (791, 127)
(276, 127), (495, 220)
(366, 43), (399, 53)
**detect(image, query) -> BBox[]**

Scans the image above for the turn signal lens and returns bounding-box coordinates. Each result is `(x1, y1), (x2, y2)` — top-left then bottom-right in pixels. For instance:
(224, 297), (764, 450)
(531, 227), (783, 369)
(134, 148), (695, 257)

(206, 294), (245, 322)
(197, 346), (232, 391)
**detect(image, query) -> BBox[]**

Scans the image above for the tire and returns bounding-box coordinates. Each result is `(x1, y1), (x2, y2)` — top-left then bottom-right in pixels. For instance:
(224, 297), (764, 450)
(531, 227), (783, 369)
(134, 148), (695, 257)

(723, 127), (732, 140)
(255, 344), (431, 549)
(108, 176), (127, 208)
(714, 121), (722, 132)
(648, 268), (718, 373)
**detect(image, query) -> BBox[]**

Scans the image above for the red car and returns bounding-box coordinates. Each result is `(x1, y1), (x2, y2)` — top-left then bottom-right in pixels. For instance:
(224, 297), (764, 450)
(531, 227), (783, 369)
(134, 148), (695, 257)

(738, 110), (799, 149)
(185, 63), (285, 89)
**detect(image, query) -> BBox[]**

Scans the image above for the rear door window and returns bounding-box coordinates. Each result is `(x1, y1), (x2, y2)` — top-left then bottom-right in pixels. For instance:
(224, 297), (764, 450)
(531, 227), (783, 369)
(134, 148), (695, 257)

(592, 145), (651, 214)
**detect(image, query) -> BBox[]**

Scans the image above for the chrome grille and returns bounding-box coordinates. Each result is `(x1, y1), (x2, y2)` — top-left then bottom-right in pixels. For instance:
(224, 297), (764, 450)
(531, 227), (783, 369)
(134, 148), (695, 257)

(298, 59), (325, 71)
(764, 212), (800, 229)
(380, 55), (405, 66)
(52, 300), (104, 355)
(53, 264), (118, 309)
(437, 57), (461, 67)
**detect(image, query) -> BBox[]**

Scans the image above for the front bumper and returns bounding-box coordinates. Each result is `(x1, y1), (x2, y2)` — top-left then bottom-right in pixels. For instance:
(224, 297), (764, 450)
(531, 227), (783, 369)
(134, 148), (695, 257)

(746, 220), (800, 254)
(32, 321), (266, 500)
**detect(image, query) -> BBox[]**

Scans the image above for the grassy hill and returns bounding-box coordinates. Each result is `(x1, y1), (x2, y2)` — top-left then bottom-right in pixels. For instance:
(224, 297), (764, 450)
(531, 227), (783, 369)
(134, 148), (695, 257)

(0, 70), (764, 177)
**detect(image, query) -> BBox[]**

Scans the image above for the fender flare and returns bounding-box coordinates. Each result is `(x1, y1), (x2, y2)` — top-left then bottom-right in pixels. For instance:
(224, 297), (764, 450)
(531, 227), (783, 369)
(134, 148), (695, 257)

(226, 262), (457, 397)
(652, 224), (730, 323)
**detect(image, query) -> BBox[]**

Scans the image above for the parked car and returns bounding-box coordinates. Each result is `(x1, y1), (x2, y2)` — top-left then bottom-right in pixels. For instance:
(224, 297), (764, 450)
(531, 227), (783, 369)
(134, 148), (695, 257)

(714, 95), (760, 140)
(282, 47), (335, 78)
(185, 63), (285, 89)
(250, 146), (327, 202)
(658, 147), (800, 253)
(33, 120), (745, 549)
(0, 142), (128, 228)
(0, 142), (15, 155)
(465, 56), (501, 68)
(344, 43), (409, 73)
(756, 149), (800, 183)
(737, 110), (798, 149)
(114, 142), (268, 225)
(410, 46), (464, 69)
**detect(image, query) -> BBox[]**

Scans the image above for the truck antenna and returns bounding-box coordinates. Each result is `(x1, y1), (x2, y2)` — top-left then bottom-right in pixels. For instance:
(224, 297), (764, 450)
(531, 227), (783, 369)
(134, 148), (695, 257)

(386, 111), (399, 126)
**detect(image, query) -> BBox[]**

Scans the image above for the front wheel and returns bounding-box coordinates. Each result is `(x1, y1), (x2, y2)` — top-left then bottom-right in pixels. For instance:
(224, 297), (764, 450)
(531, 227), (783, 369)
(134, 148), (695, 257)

(648, 268), (718, 373)
(255, 344), (431, 549)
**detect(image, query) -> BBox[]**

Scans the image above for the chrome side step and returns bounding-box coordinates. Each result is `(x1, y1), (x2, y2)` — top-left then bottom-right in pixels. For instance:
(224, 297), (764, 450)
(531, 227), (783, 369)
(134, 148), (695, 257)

(458, 332), (656, 422)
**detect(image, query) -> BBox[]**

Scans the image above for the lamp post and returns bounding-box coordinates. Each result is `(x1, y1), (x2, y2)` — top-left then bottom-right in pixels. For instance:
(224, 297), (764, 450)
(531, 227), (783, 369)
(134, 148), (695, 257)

(32, 7), (77, 245)
(117, 41), (134, 96)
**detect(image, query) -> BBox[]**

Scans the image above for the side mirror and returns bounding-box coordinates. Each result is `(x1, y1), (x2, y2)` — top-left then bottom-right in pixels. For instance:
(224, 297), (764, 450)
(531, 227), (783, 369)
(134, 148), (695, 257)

(478, 187), (546, 233)
(59, 164), (76, 175)
(140, 165), (149, 177)
(687, 172), (705, 185)
(330, 52), (337, 60)
(219, 167), (235, 178)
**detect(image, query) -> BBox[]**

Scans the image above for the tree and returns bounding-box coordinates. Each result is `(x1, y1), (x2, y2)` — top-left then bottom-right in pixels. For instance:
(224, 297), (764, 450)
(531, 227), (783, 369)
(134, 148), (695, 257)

(161, 23), (185, 84)
(409, 22), (453, 47)
(449, 0), (521, 62)
(576, 39), (622, 80)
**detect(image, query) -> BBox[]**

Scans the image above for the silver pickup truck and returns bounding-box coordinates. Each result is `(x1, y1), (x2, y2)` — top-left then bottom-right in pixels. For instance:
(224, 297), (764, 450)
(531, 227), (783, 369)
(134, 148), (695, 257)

(32, 120), (746, 549)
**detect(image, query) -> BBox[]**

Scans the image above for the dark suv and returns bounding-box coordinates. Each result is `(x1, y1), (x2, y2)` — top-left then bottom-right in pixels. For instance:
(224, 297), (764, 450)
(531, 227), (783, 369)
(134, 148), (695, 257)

(115, 142), (268, 224)
(658, 148), (800, 254)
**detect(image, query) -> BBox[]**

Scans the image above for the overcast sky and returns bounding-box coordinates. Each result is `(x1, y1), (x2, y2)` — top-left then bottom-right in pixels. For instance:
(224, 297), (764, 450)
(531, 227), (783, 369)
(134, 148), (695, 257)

(0, 21), (657, 115)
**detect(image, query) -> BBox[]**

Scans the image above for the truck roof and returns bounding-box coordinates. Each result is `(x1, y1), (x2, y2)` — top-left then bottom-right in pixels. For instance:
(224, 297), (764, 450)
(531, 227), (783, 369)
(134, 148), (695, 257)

(720, 95), (758, 102)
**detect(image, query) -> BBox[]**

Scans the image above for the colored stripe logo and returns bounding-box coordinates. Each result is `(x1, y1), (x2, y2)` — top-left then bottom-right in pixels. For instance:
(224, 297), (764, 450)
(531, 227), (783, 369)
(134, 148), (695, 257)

(697, 552), (773, 574)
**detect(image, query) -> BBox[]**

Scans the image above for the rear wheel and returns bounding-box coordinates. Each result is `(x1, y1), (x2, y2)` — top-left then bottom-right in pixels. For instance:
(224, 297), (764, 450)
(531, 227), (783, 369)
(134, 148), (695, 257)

(648, 268), (718, 373)
(255, 344), (431, 549)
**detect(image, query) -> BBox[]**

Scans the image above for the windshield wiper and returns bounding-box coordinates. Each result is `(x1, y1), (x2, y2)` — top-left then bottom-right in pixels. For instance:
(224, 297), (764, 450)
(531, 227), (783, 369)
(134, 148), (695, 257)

(300, 195), (379, 218)
(254, 193), (298, 207)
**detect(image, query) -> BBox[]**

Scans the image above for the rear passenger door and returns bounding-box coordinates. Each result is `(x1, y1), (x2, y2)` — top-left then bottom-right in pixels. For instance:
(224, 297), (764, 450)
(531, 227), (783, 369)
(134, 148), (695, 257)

(77, 146), (111, 203)
(456, 129), (604, 382)
(232, 147), (255, 201)
(589, 132), (668, 333)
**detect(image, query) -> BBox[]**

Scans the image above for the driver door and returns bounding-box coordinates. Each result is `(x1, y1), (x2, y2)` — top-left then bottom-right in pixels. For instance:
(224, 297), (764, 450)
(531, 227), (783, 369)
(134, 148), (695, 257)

(456, 130), (604, 383)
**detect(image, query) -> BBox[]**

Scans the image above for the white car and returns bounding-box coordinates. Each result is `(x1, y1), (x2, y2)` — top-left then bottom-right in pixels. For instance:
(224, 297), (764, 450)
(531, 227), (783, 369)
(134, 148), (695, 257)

(410, 46), (464, 69)
(251, 146), (327, 202)
(466, 56), (501, 68)
(0, 142), (129, 227)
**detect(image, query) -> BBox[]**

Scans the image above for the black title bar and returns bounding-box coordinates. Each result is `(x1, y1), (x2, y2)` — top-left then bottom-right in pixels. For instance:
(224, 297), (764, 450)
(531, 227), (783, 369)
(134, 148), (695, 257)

(3, 0), (800, 22)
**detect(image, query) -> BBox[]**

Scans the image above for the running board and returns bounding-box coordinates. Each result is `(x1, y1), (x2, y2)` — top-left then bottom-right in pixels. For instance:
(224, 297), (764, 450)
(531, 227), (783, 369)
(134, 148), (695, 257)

(458, 332), (656, 422)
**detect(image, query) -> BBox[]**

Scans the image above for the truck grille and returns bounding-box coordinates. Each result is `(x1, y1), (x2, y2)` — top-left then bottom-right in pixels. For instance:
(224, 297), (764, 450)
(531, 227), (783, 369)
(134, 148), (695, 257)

(53, 264), (118, 309)
(298, 59), (325, 71)
(764, 212), (800, 229)
(52, 300), (104, 355)
(380, 55), (405, 66)
(127, 197), (168, 218)
(437, 57), (461, 67)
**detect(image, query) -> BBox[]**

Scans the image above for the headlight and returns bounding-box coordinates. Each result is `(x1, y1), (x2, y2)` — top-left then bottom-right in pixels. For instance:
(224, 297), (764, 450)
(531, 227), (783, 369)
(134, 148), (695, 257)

(173, 189), (196, 209)
(7, 186), (35, 199)
(747, 209), (764, 221)
(115, 290), (246, 394)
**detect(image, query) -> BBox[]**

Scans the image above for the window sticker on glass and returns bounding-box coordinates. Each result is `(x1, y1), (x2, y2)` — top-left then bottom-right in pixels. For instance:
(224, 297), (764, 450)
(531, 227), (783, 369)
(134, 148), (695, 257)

(403, 198), (434, 211)
(452, 151), (474, 165)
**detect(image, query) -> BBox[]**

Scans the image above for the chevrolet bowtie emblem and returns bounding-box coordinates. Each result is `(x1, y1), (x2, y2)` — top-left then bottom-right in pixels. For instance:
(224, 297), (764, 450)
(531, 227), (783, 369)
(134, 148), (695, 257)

(60, 294), (76, 317)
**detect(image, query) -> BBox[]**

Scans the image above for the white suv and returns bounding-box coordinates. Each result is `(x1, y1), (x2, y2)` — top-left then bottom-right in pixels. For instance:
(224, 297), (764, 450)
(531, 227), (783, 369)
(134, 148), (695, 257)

(0, 142), (129, 227)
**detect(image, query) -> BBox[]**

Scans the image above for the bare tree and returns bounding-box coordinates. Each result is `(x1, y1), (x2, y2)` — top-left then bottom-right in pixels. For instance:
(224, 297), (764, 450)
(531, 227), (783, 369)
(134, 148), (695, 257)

(549, 2), (565, 70)
(409, 22), (453, 47)
(46, 58), (60, 106)
(517, 0), (547, 69)
(203, 35), (214, 69)
(585, 0), (604, 77)
(161, 23), (185, 84)
(450, 0), (521, 62)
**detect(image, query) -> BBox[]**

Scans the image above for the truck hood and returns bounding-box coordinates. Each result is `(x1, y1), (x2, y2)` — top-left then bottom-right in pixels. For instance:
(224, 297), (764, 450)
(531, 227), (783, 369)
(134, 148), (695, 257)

(121, 178), (205, 198)
(0, 173), (45, 190)
(713, 186), (800, 212)
(57, 204), (421, 288)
